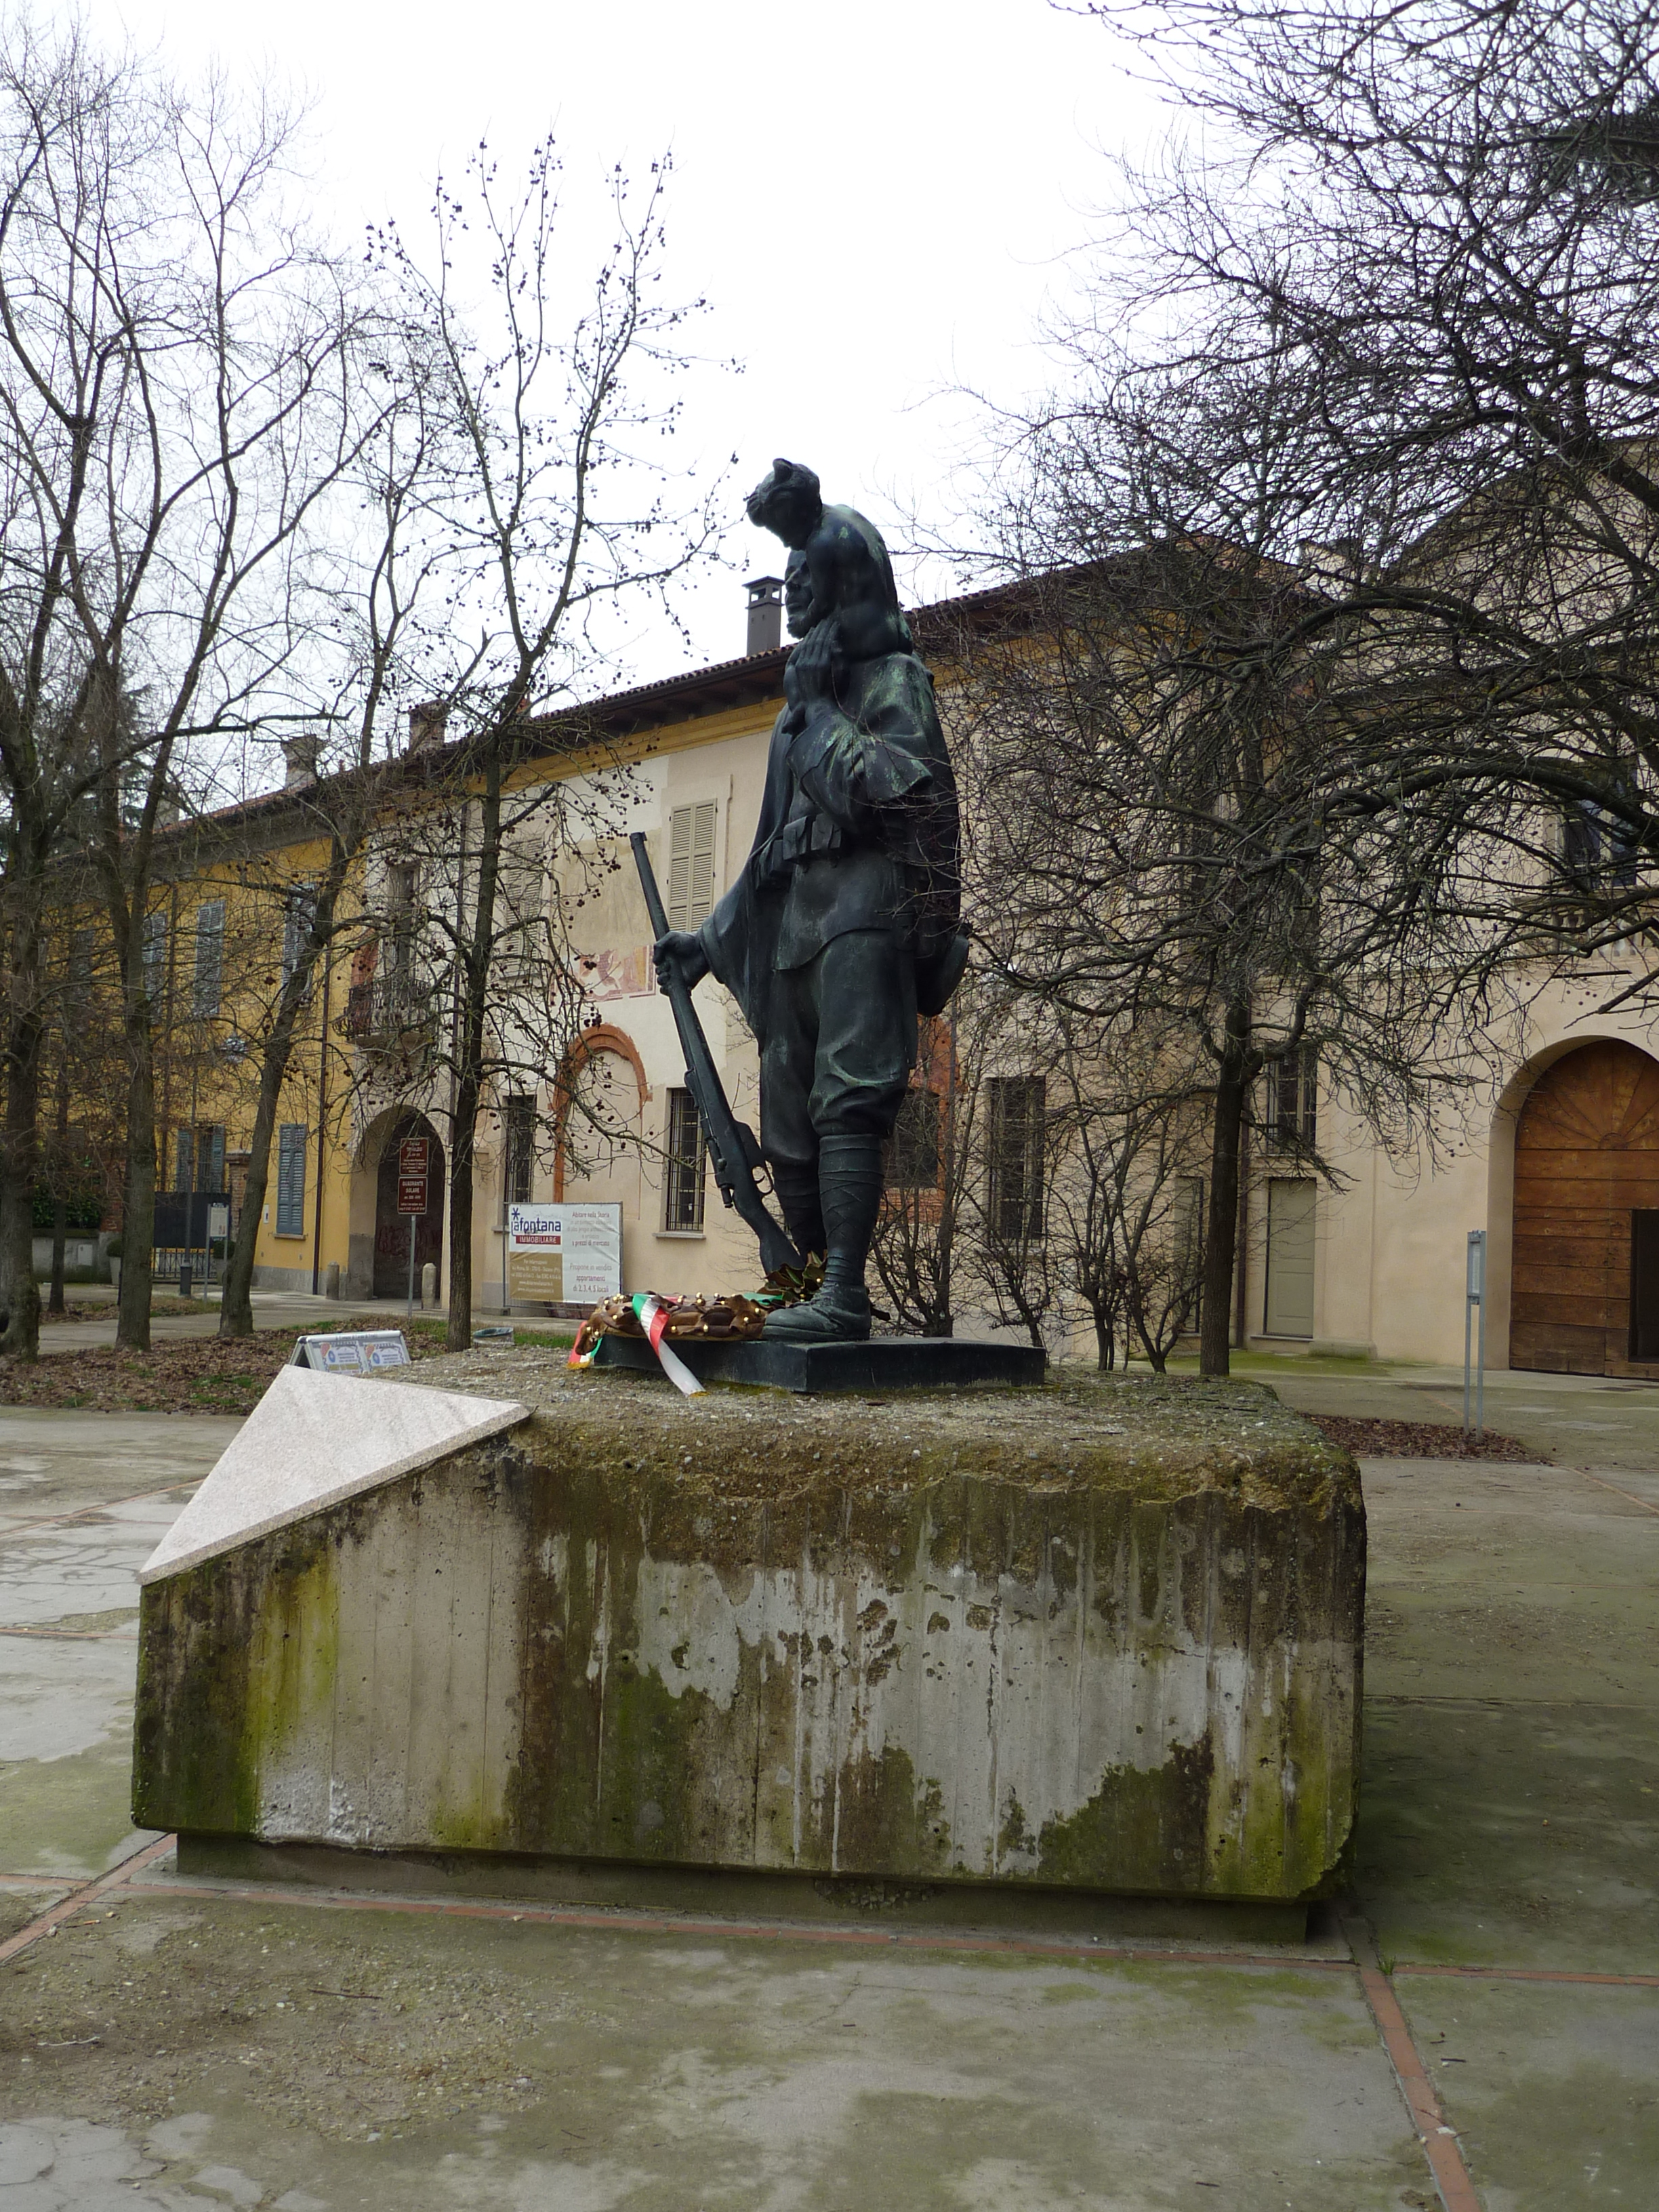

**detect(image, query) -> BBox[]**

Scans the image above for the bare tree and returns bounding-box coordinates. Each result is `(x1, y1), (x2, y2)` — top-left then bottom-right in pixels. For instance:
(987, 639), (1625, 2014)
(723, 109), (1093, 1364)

(1071, 0), (1659, 989)
(0, 20), (396, 1355)
(926, 0), (1659, 1376)
(1033, 1010), (1210, 1372)
(213, 349), (448, 1338)
(939, 518), (1490, 1378)
(371, 144), (718, 1349)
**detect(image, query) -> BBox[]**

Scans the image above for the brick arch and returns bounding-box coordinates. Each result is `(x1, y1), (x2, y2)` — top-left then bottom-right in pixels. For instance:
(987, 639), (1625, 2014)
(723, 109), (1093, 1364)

(552, 1023), (651, 1200)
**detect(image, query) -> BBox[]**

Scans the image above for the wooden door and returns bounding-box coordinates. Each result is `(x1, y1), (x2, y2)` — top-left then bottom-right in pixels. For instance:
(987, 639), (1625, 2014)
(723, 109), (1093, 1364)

(1265, 1178), (1317, 1338)
(1511, 1041), (1659, 1374)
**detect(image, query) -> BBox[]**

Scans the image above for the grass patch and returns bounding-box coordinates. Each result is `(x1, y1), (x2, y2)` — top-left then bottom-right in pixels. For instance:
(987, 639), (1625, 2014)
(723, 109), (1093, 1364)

(0, 1310), (573, 1416)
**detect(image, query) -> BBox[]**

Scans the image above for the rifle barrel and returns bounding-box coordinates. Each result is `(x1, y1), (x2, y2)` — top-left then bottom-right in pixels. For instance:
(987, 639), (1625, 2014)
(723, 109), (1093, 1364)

(630, 832), (800, 1277)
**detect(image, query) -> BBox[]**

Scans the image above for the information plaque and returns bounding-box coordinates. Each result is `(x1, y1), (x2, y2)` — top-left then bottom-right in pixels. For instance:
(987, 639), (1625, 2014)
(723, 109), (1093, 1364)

(506, 1202), (622, 1305)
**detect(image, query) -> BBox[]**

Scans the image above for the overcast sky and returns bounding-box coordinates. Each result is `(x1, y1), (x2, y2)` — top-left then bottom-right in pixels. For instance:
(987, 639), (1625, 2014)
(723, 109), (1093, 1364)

(82, 0), (1155, 686)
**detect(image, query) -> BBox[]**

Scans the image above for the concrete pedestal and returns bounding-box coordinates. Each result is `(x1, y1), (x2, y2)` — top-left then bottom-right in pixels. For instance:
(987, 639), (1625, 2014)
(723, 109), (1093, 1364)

(134, 1355), (1364, 1902)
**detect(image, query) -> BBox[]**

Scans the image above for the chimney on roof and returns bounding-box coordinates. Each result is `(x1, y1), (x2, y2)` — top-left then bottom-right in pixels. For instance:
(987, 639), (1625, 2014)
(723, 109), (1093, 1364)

(408, 701), (448, 754)
(281, 733), (321, 789)
(745, 576), (784, 656)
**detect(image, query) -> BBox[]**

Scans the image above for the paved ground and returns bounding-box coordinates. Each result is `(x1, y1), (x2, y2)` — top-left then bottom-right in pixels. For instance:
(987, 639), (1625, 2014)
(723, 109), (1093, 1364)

(0, 1359), (1654, 2209)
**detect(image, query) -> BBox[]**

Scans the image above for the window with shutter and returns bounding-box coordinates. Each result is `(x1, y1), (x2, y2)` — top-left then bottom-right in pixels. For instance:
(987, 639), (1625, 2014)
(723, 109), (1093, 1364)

(192, 900), (225, 1017)
(1265, 1049), (1318, 1153)
(283, 884), (317, 983)
(506, 1093), (536, 1206)
(141, 910), (167, 1000)
(197, 1125), (226, 1193)
(276, 1123), (306, 1235)
(666, 802), (718, 931)
(174, 1128), (192, 1193)
(986, 1076), (1046, 1241)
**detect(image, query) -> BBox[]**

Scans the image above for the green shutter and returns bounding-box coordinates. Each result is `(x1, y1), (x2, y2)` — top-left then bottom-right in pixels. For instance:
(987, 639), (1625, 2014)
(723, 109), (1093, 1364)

(276, 1124), (306, 1235)
(192, 901), (225, 1017)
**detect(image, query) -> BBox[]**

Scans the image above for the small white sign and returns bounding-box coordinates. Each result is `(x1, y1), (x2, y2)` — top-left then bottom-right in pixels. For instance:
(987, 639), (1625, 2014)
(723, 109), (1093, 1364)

(507, 1202), (622, 1304)
(289, 1329), (411, 1374)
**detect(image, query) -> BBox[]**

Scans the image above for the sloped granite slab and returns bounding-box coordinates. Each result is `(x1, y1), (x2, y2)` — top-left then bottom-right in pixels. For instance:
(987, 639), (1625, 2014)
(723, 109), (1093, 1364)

(138, 1365), (529, 1584)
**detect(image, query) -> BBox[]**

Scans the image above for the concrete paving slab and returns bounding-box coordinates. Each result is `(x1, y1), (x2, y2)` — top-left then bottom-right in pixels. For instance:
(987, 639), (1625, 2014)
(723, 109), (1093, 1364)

(1359, 1698), (1659, 1973)
(1355, 1449), (1659, 1977)
(1395, 1976), (1659, 2209)
(0, 1412), (222, 1880)
(0, 1892), (1430, 2211)
(0, 1885), (73, 1944)
(0, 1412), (237, 1534)
(1363, 1459), (1659, 1705)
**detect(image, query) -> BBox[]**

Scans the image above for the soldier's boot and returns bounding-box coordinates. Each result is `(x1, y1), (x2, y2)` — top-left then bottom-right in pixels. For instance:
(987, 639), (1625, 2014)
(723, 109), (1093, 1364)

(761, 1134), (880, 1343)
(771, 1166), (826, 1271)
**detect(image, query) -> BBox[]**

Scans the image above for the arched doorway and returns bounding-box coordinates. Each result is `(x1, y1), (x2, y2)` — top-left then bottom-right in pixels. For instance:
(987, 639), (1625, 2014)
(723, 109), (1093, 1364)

(373, 1110), (446, 1300)
(1511, 1040), (1659, 1374)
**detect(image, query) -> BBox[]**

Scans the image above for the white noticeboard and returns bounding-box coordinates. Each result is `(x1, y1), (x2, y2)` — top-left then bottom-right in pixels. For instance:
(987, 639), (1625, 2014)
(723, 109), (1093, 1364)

(289, 1329), (411, 1374)
(507, 1202), (622, 1305)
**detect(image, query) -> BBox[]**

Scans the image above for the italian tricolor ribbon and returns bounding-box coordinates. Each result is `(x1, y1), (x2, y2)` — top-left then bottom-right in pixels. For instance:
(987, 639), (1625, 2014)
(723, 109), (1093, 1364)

(566, 1293), (705, 1397)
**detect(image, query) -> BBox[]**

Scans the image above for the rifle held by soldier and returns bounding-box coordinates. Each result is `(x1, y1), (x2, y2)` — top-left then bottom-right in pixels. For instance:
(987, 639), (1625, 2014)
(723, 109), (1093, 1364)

(630, 831), (802, 1279)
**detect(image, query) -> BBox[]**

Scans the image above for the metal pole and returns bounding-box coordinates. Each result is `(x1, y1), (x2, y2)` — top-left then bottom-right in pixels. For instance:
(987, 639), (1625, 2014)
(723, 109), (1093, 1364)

(1476, 1275), (1487, 1442)
(407, 1213), (415, 1319)
(1465, 1229), (1487, 1443)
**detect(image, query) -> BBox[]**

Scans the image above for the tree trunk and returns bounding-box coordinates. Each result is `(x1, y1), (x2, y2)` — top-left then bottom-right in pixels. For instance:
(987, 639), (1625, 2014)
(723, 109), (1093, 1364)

(218, 1036), (293, 1338)
(447, 771), (502, 1353)
(47, 1067), (69, 1317)
(447, 1050), (480, 1349)
(117, 1002), (157, 1351)
(220, 882), (341, 1338)
(1090, 1305), (1115, 1370)
(0, 1009), (44, 1361)
(1199, 994), (1255, 1379)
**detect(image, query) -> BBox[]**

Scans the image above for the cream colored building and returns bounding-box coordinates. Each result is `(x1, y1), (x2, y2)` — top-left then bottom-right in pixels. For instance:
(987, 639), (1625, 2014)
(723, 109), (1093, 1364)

(107, 573), (1658, 1381)
(536, 615), (1659, 1380)
(1242, 976), (1659, 1376)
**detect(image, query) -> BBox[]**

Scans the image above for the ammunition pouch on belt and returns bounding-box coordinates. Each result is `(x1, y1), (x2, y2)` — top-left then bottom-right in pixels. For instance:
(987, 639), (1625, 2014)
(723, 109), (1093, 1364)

(753, 811), (848, 887)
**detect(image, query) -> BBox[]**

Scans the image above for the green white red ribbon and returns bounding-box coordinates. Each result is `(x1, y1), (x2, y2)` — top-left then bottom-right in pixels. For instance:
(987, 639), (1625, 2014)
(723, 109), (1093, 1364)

(630, 1294), (706, 1395)
(566, 1293), (704, 1397)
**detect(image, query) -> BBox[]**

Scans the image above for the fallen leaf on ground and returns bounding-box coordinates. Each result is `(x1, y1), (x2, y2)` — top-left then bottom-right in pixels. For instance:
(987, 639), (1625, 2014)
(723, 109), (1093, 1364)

(1307, 1413), (1542, 1462)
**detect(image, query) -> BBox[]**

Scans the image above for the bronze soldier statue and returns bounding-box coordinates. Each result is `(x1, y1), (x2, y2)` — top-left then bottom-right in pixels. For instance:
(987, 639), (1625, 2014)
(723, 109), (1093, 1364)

(653, 460), (966, 1343)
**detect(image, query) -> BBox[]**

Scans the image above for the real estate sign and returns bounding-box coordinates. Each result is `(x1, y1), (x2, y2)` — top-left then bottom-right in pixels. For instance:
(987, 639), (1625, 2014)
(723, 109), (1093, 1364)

(507, 1202), (622, 1306)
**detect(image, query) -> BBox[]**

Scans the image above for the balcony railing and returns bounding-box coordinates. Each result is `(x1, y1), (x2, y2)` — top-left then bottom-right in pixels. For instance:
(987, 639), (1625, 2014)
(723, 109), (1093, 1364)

(337, 972), (438, 1047)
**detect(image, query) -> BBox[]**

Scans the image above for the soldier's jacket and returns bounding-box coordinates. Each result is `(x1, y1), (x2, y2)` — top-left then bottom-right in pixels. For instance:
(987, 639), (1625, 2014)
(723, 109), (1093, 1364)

(697, 648), (962, 1041)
